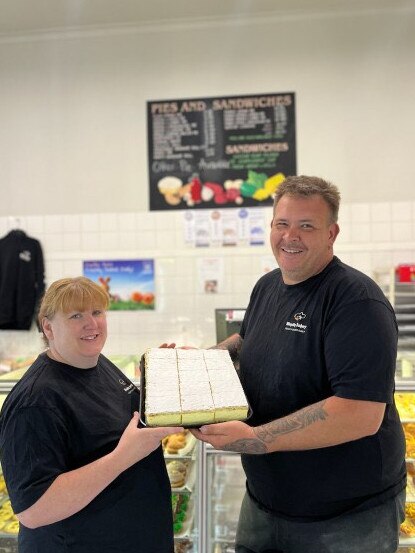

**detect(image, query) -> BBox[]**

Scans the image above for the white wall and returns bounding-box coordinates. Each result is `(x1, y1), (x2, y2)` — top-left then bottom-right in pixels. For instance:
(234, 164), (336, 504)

(0, 8), (414, 216)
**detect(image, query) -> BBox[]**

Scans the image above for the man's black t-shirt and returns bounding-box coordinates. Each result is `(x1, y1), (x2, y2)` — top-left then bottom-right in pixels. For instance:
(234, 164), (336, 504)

(239, 257), (406, 521)
(0, 353), (173, 552)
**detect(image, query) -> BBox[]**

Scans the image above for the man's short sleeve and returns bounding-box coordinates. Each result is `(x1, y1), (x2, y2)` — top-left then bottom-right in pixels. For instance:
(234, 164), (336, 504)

(1, 406), (71, 514)
(325, 299), (398, 402)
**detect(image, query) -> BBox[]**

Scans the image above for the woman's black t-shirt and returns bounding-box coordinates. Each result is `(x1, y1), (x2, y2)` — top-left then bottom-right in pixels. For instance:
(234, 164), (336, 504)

(240, 257), (406, 520)
(0, 353), (173, 552)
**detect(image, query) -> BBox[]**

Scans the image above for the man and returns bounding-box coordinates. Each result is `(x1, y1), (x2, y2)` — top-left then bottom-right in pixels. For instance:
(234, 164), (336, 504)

(192, 175), (406, 553)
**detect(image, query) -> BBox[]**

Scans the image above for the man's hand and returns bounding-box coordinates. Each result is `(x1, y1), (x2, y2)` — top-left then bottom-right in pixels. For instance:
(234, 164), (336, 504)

(190, 421), (267, 454)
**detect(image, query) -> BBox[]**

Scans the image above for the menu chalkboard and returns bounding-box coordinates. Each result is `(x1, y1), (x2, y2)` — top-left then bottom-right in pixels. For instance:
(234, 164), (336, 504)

(147, 92), (296, 211)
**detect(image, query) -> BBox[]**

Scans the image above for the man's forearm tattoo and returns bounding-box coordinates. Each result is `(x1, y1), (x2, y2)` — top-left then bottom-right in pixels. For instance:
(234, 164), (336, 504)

(221, 439), (268, 454)
(254, 400), (328, 445)
(216, 400), (328, 456)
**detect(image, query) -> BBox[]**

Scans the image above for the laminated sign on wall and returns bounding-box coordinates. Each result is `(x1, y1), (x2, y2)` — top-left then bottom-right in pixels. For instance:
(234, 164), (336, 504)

(147, 92), (296, 211)
(83, 259), (155, 311)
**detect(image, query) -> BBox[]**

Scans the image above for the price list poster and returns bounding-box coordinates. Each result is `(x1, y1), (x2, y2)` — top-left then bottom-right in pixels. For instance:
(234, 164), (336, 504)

(147, 93), (296, 211)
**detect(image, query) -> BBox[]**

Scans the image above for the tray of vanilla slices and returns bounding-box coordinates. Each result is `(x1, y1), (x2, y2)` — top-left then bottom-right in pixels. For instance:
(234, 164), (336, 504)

(140, 348), (250, 428)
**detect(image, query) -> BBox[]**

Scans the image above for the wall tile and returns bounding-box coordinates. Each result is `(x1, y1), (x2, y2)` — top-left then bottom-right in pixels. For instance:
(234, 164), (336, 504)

(351, 203), (371, 224)
(46, 260), (65, 283)
(82, 214), (99, 233)
(62, 260), (83, 276)
(371, 202), (391, 223)
(371, 222), (392, 243)
(156, 257), (177, 277)
(393, 250), (414, 265)
(392, 221), (412, 242)
(81, 232), (100, 251)
(63, 233), (82, 251)
(44, 215), (63, 233)
(26, 216), (45, 235)
(99, 231), (119, 251)
(350, 223), (371, 243)
(371, 252), (393, 271)
(392, 202), (412, 222)
(136, 230), (157, 251)
(99, 213), (118, 233)
(43, 233), (64, 253)
(119, 213), (136, 232)
(350, 251), (373, 275)
(156, 229), (177, 251)
(337, 222), (351, 244)
(136, 212), (156, 231)
(63, 214), (81, 233)
(118, 232), (136, 250)
(339, 203), (352, 224)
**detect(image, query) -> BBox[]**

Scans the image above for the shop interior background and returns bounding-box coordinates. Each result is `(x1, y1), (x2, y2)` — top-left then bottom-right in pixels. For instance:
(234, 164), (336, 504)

(0, 0), (414, 358)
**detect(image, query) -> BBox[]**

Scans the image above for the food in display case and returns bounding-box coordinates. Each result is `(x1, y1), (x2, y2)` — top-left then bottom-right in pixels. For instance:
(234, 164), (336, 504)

(172, 493), (192, 536)
(174, 539), (192, 553)
(395, 392), (415, 543)
(403, 424), (415, 458)
(162, 430), (196, 456)
(167, 460), (191, 489)
(396, 393), (415, 420)
(0, 356), (36, 380)
(402, 502), (415, 537)
(142, 348), (248, 426)
(0, 475), (17, 534)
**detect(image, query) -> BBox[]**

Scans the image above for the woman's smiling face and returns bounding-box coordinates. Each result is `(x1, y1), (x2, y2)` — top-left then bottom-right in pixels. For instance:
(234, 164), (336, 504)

(270, 194), (339, 285)
(42, 307), (107, 368)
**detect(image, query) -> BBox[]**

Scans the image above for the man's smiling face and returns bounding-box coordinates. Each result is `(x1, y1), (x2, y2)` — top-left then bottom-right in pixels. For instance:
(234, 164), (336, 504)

(270, 193), (339, 285)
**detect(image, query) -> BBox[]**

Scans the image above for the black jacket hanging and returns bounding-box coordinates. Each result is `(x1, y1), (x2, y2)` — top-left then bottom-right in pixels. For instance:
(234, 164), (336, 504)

(0, 230), (45, 330)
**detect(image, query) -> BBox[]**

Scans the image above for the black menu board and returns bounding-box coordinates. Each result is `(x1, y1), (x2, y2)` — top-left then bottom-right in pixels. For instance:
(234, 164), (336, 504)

(147, 92), (296, 211)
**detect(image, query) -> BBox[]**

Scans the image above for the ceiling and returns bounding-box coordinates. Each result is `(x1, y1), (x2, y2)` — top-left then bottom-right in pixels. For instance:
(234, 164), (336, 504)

(1, 0), (414, 37)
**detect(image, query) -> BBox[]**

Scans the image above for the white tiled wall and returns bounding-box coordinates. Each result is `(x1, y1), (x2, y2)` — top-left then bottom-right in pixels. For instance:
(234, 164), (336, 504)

(1, 201), (415, 360)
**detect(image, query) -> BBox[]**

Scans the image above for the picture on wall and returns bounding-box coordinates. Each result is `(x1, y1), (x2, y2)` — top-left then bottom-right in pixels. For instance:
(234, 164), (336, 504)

(83, 259), (155, 310)
(147, 92), (296, 211)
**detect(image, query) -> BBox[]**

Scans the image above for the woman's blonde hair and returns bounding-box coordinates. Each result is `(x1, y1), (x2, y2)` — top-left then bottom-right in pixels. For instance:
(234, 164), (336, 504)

(38, 277), (109, 343)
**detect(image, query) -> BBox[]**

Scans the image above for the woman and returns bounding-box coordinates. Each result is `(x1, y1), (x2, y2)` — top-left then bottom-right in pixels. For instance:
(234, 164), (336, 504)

(0, 276), (182, 553)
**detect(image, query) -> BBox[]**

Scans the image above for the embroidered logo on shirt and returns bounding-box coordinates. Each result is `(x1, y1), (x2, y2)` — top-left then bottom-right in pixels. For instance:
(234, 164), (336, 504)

(119, 377), (135, 394)
(294, 312), (306, 321)
(285, 312), (308, 333)
(19, 250), (31, 262)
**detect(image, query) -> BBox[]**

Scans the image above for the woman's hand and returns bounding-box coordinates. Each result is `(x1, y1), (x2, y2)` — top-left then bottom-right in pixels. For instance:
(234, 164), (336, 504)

(114, 412), (183, 471)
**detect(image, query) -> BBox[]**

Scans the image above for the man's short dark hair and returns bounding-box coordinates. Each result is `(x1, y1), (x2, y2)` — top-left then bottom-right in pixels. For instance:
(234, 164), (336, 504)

(273, 175), (341, 223)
